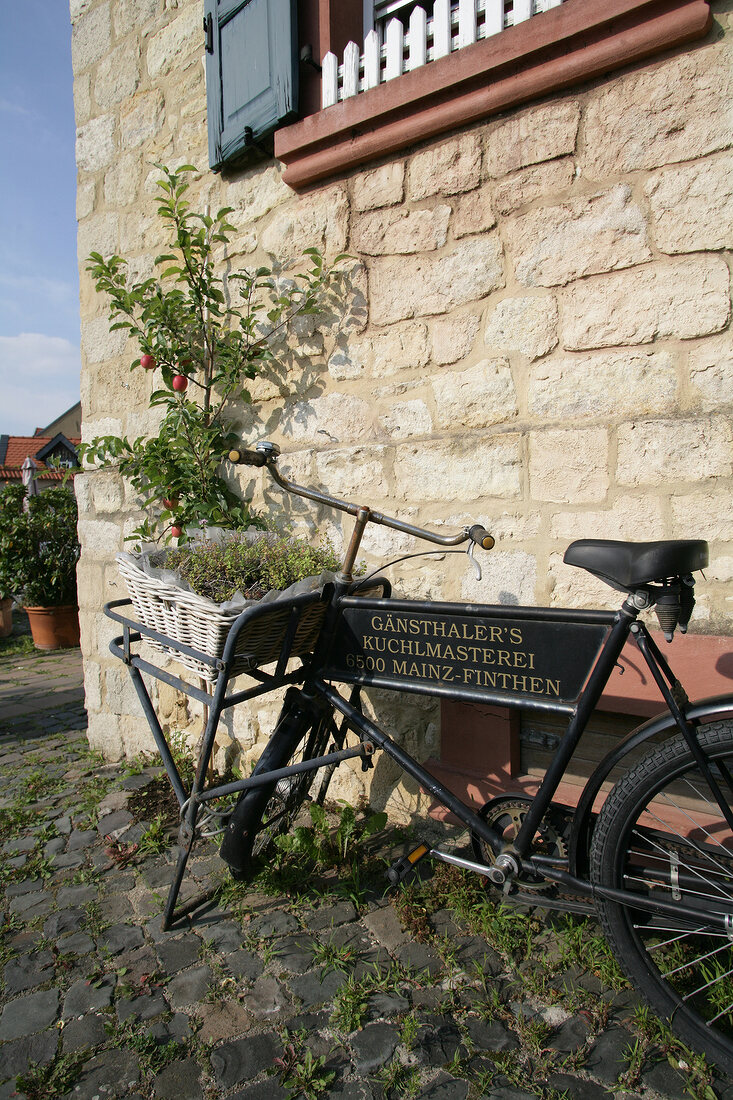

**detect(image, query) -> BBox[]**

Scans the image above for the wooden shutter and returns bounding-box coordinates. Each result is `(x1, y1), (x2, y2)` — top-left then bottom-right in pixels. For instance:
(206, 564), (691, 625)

(205, 0), (299, 172)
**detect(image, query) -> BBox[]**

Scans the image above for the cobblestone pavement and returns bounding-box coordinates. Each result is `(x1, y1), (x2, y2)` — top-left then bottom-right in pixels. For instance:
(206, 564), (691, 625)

(0, 649), (732, 1100)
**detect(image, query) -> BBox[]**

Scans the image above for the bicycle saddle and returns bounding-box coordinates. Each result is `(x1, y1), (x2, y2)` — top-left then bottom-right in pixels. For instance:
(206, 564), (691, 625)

(563, 539), (708, 590)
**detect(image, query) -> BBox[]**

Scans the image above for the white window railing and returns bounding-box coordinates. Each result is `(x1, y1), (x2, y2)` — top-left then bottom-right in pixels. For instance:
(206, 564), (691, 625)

(322, 0), (565, 109)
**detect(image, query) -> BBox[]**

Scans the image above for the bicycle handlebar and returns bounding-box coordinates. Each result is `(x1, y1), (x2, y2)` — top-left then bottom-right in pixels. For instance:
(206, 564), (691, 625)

(228, 442), (495, 552)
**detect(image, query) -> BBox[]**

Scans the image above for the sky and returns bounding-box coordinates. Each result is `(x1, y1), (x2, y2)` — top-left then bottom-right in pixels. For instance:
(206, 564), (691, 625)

(0, 0), (80, 438)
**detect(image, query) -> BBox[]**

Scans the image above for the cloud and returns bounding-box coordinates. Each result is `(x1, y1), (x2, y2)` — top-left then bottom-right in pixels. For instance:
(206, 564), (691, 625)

(0, 333), (80, 435)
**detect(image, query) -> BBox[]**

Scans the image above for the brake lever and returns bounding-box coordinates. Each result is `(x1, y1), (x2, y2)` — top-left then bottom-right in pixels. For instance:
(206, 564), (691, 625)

(467, 541), (482, 582)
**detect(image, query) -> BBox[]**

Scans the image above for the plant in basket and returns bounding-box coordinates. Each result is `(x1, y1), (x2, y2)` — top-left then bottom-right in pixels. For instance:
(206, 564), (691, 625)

(78, 163), (350, 547)
(0, 485), (81, 650)
(117, 530), (342, 681)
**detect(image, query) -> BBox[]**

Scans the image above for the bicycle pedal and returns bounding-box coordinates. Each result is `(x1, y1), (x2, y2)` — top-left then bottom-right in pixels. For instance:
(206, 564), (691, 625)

(386, 842), (430, 885)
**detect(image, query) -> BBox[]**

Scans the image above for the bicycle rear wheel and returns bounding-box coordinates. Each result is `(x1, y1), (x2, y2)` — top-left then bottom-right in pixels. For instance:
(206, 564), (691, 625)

(590, 720), (733, 1073)
(219, 690), (334, 879)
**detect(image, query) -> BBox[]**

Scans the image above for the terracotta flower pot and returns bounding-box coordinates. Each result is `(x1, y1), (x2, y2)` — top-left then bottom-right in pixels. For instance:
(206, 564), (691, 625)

(24, 605), (81, 651)
(0, 598), (12, 639)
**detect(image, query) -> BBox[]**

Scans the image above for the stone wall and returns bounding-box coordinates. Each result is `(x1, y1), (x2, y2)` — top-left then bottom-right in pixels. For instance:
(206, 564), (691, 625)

(71, 0), (732, 817)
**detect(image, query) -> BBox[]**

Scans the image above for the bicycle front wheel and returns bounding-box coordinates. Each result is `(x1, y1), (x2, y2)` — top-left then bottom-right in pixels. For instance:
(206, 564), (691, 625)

(590, 720), (733, 1073)
(220, 691), (334, 879)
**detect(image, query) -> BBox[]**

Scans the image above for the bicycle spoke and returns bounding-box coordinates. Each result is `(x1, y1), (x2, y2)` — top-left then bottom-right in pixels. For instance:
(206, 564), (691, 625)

(661, 938), (730, 980)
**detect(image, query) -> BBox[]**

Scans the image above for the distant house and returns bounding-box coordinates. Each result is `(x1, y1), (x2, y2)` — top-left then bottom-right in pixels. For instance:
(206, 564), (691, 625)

(0, 403), (81, 487)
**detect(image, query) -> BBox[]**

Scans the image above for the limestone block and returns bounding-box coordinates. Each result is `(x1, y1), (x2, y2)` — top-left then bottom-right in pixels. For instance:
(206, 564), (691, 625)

(225, 164), (291, 225)
(485, 100), (580, 178)
(261, 187), (349, 264)
(77, 211), (120, 262)
(70, 0), (94, 21)
(351, 205), (451, 255)
(431, 358), (517, 429)
(460, 550), (537, 606)
(81, 315), (127, 365)
(369, 235), (505, 325)
(617, 418), (732, 486)
(104, 154), (142, 208)
(91, 471), (125, 514)
(86, 711), (124, 762)
(113, 0), (161, 38)
(315, 446), (388, 500)
(104, 666), (140, 718)
(73, 72), (92, 127)
(328, 322), (430, 381)
(484, 295), (558, 361)
(120, 91), (165, 151)
(77, 519), (124, 558)
(492, 158), (575, 216)
(71, 2), (111, 73)
(672, 491), (733, 542)
(353, 162), (405, 211)
(73, 472), (93, 514)
(563, 257), (731, 350)
(283, 392), (374, 445)
(430, 313), (480, 365)
(397, 436), (522, 502)
(81, 416), (123, 444)
(528, 350), (677, 419)
(550, 495), (666, 541)
(360, 514), (418, 557)
(378, 399), (432, 439)
(453, 187), (496, 238)
(688, 334), (733, 410)
(146, 5), (202, 78)
(76, 114), (116, 173)
(119, 718), (158, 760)
(76, 179), (96, 221)
(529, 429), (609, 502)
(645, 153), (733, 254)
(581, 44), (732, 178)
(83, 662), (102, 713)
(548, 555), (618, 611)
(94, 42), (141, 110)
(509, 185), (651, 288)
(407, 133), (482, 199)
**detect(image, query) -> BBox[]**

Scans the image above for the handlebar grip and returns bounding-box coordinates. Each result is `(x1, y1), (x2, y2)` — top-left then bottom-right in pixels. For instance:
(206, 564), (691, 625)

(468, 525), (495, 551)
(227, 448), (268, 468)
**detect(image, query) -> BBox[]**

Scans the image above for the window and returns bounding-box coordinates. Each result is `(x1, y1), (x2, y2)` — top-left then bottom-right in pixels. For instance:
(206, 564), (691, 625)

(204, 0), (299, 172)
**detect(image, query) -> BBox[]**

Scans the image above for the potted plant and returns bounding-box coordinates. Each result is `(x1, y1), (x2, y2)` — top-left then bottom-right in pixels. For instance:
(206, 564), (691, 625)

(0, 483), (26, 637)
(1, 486), (81, 650)
(79, 164), (349, 547)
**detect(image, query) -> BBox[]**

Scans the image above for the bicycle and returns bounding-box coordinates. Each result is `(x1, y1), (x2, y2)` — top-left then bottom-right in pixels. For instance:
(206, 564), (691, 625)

(106, 439), (733, 1074)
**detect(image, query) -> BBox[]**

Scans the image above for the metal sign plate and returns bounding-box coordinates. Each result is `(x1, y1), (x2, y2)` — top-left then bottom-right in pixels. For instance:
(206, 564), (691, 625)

(322, 601), (611, 707)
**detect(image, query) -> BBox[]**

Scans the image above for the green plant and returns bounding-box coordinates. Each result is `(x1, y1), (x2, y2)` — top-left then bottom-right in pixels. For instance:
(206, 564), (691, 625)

(0, 484), (80, 606)
(164, 531), (341, 602)
(80, 163), (349, 545)
(274, 801), (387, 870)
(16, 1050), (89, 1099)
(138, 814), (173, 856)
(275, 1043), (335, 1099)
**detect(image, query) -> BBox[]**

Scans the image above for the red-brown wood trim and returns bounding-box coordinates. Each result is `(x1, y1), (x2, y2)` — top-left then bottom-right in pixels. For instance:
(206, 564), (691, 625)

(275, 0), (711, 189)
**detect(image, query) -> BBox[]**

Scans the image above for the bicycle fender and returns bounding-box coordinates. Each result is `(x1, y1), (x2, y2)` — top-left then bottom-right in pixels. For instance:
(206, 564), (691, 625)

(569, 693), (733, 875)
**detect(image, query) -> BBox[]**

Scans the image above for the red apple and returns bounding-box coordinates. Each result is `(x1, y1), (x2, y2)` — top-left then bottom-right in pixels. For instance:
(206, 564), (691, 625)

(162, 496), (179, 510)
(170, 524), (183, 538)
(140, 354), (156, 370)
(172, 374), (188, 392)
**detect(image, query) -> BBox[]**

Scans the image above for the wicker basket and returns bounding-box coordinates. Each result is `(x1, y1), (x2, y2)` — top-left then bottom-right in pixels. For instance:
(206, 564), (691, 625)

(116, 553), (328, 684)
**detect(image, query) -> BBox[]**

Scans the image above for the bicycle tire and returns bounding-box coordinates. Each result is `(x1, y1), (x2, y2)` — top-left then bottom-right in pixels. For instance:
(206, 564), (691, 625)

(589, 720), (733, 1074)
(219, 692), (334, 879)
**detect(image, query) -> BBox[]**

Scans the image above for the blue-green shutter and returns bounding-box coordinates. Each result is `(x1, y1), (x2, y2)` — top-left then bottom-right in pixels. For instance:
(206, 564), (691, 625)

(205, 0), (299, 172)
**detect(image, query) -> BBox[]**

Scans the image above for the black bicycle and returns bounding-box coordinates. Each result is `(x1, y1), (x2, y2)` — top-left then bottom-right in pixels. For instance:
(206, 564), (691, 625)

(106, 440), (733, 1074)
